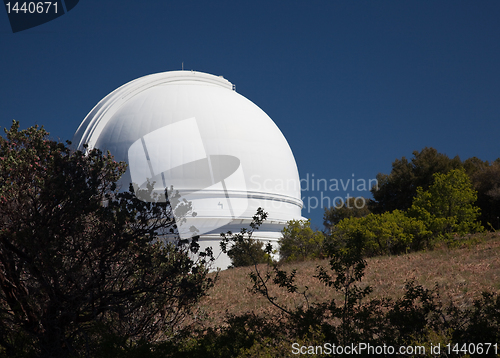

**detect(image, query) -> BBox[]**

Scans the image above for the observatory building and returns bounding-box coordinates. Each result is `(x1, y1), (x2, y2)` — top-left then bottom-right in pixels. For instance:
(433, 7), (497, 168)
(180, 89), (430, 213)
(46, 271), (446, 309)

(73, 71), (303, 269)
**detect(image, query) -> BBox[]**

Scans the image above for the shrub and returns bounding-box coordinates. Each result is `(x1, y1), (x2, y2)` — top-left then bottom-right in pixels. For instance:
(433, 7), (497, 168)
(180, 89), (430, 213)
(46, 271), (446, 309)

(279, 220), (324, 262)
(330, 210), (431, 257)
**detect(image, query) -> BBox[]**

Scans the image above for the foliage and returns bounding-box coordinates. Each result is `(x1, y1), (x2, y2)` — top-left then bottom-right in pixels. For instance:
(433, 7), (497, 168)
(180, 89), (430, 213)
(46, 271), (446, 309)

(323, 197), (371, 234)
(316, 228), (374, 345)
(222, 209), (309, 316)
(220, 209), (271, 268)
(226, 239), (269, 268)
(98, 284), (500, 358)
(370, 147), (462, 214)
(279, 220), (324, 262)
(330, 210), (431, 257)
(408, 168), (483, 239)
(199, 211), (500, 357)
(370, 147), (500, 231)
(451, 291), (500, 344)
(0, 121), (214, 357)
(221, 210), (385, 346)
(331, 170), (482, 257)
(92, 212), (500, 357)
(471, 159), (500, 230)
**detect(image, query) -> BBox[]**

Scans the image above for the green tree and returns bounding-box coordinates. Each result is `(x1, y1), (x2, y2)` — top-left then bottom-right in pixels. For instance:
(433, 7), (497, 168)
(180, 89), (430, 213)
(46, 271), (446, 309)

(0, 121), (214, 357)
(408, 168), (483, 237)
(370, 147), (462, 214)
(470, 159), (500, 230)
(323, 197), (371, 234)
(279, 220), (324, 262)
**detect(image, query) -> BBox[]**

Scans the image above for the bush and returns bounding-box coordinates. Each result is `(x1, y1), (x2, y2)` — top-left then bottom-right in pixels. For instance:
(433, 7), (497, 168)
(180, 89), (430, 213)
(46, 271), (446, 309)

(330, 210), (431, 257)
(279, 220), (324, 262)
(221, 208), (271, 268)
(323, 197), (371, 233)
(227, 239), (269, 268)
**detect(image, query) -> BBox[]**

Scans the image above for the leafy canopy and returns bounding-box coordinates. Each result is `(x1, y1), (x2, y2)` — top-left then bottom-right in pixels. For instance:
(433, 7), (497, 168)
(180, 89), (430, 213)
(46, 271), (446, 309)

(279, 220), (324, 262)
(330, 210), (431, 257)
(0, 121), (214, 357)
(370, 147), (500, 230)
(323, 197), (371, 234)
(370, 147), (462, 214)
(408, 168), (483, 236)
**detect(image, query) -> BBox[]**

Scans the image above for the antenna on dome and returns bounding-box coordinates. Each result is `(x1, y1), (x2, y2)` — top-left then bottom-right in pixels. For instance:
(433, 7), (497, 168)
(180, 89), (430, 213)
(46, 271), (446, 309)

(182, 62), (184, 71)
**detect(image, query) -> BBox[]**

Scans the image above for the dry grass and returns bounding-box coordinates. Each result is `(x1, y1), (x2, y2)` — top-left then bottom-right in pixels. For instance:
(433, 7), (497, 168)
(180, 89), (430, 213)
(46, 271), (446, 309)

(194, 232), (500, 327)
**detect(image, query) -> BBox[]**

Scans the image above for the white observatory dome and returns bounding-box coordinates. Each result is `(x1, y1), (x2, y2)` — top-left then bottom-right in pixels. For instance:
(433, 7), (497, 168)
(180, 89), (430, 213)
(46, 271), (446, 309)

(73, 71), (303, 269)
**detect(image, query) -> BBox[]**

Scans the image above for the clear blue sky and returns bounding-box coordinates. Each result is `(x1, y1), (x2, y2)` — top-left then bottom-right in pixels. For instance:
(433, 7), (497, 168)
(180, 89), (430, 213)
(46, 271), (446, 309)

(1, 1), (499, 228)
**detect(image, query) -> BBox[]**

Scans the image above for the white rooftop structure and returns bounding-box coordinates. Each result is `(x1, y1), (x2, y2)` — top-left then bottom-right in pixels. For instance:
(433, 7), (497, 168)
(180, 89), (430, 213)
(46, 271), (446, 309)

(73, 70), (303, 269)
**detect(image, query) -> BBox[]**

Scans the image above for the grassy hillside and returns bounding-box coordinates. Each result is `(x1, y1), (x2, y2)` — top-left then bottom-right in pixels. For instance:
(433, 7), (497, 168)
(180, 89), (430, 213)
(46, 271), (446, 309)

(195, 232), (500, 328)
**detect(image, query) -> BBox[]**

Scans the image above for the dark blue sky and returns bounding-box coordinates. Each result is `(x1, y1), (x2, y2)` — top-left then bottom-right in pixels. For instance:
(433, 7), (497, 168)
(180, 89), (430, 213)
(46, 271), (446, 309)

(2, 1), (499, 228)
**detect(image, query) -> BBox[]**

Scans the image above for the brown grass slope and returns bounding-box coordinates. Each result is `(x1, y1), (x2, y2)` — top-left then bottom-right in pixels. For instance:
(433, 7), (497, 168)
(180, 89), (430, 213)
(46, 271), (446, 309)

(196, 232), (500, 327)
